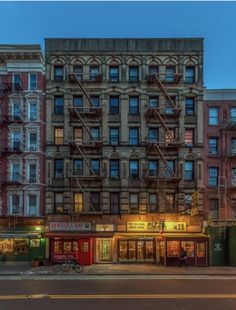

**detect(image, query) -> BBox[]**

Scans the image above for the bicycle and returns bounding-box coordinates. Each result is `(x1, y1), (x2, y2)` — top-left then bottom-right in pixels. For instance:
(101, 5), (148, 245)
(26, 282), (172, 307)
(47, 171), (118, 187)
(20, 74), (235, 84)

(60, 258), (84, 273)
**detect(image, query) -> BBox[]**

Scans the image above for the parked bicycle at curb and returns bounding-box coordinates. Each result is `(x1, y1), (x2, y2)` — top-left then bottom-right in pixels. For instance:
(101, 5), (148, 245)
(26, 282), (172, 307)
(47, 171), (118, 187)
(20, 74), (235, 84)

(60, 258), (84, 273)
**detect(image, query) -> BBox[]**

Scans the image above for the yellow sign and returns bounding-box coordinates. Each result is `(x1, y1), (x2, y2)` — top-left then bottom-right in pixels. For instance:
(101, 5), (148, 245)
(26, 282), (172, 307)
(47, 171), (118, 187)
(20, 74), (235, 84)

(127, 221), (186, 232)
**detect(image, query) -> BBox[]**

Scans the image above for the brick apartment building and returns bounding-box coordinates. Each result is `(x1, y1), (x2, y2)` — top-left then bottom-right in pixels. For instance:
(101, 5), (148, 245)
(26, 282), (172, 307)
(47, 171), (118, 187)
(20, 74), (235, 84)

(204, 89), (236, 221)
(44, 38), (208, 266)
(0, 45), (46, 261)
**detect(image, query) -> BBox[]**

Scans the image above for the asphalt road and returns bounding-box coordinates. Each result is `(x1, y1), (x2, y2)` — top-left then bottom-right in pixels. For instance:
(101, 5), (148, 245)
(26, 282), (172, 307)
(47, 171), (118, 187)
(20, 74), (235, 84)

(0, 278), (236, 310)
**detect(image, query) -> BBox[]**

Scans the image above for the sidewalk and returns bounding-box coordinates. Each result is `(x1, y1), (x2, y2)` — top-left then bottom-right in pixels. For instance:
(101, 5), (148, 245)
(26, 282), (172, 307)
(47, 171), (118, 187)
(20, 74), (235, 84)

(1, 262), (236, 276)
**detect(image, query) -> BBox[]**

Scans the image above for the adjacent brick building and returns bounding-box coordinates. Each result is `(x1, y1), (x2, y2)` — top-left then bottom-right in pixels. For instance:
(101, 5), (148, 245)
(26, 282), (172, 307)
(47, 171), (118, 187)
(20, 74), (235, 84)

(0, 45), (45, 261)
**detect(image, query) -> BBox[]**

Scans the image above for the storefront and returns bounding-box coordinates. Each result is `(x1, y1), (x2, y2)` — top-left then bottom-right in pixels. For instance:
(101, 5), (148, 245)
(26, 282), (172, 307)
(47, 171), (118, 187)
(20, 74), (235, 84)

(0, 226), (45, 262)
(158, 234), (209, 266)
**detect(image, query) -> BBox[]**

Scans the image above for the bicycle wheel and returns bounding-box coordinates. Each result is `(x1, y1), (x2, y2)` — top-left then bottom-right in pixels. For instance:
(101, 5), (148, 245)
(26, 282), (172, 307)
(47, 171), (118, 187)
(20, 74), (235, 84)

(75, 263), (83, 273)
(60, 263), (70, 272)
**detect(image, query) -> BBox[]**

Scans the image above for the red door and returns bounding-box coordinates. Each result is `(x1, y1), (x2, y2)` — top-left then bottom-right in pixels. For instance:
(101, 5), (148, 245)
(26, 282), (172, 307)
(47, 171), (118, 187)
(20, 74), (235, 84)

(78, 238), (92, 265)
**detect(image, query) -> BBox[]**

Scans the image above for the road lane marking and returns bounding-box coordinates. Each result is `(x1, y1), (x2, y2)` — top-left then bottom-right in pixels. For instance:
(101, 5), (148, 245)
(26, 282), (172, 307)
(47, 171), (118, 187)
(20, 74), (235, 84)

(1, 294), (236, 300)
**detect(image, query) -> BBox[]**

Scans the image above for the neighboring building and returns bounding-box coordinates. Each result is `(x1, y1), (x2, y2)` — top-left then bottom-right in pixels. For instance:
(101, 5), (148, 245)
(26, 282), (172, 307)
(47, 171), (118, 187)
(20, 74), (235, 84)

(204, 89), (236, 222)
(0, 45), (45, 261)
(45, 38), (207, 266)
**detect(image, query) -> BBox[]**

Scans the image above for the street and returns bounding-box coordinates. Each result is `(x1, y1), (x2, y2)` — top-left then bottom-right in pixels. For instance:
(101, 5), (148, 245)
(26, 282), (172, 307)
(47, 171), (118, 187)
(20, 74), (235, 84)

(0, 278), (236, 310)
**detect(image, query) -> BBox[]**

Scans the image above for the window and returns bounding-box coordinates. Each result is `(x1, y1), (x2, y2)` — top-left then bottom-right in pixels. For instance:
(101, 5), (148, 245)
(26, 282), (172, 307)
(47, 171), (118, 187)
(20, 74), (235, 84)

(129, 193), (139, 213)
(149, 160), (158, 176)
(109, 127), (119, 145)
(12, 132), (21, 150)
(148, 128), (158, 143)
(166, 66), (175, 82)
(209, 167), (218, 186)
(54, 96), (64, 115)
(54, 128), (64, 145)
(90, 159), (100, 175)
(13, 74), (21, 90)
(74, 193), (83, 213)
(109, 66), (119, 82)
(12, 103), (21, 120)
(148, 96), (159, 108)
(129, 160), (139, 179)
(73, 96), (83, 108)
(29, 133), (37, 151)
(166, 193), (175, 210)
(110, 193), (120, 214)
(167, 241), (179, 257)
(90, 192), (100, 212)
(148, 65), (158, 75)
(231, 138), (236, 154)
(165, 129), (175, 143)
(184, 194), (192, 207)
(185, 98), (195, 115)
(91, 95), (100, 107)
(185, 66), (195, 83)
(232, 168), (236, 186)
(73, 65), (83, 80)
(129, 128), (139, 145)
(10, 194), (20, 215)
(11, 163), (20, 181)
(29, 164), (37, 183)
(129, 66), (139, 82)
(165, 160), (175, 178)
(54, 65), (63, 82)
(74, 128), (83, 144)
(184, 129), (194, 146)
(73, 159), (83, 176)
(129, 96), (139, 115)
(209, 137), (218, 155)
(54, 159), (64, 179)
(110, 159), (119, 179)
(209, 198), (219, 219)
(90, 65), (99, 80)
(28, 102), (37, 120)
(149, 193), (158, 213)
(109, 96), (119, 114)
(230, 107), (236, 122)
(184, 161), (194, 180)
(91, 127), (100, 141)
(54, 193), (64, 214)
(209, 107), (219, 125)
(28, 195), (37, 216)
(29, 74), (37, 90)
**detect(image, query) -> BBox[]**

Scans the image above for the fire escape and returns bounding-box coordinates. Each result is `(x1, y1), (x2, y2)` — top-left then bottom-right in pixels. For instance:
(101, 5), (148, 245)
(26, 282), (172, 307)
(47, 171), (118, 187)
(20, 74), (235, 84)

(68, 72), (103, 213)
(0, 75), (24, 217)
(221, 118), (236, 217)
(146, 71), (182, 212)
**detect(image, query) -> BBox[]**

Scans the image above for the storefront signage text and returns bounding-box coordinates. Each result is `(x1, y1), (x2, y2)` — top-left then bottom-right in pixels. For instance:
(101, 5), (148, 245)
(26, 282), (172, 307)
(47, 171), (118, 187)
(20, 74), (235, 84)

(127, 221), (186, 232)
(49, 222), (91, 231)
(96, 225), (114, 232)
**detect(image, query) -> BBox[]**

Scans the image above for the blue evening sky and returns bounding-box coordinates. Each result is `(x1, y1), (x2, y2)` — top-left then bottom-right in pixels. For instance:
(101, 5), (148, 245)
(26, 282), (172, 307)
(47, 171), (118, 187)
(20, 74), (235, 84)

(0, 1), (236, 89)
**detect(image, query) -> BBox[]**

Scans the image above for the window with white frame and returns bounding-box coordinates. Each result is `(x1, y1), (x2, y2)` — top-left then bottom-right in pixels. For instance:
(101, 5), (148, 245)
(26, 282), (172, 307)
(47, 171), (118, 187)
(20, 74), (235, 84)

(230, 107), (236, 122)
(11, 162), (20, 181)
(28, 163), (37, 183)
(209, 107), (219, 125)
(28, 195), (38, 216)
(12, 102), (21, 120)
(28, 132), (37, 151)
(29, 74), (37, 90)
(28, 102), (37, 120)
(11, 132), (21, 150)
(9, 194), (21, 215)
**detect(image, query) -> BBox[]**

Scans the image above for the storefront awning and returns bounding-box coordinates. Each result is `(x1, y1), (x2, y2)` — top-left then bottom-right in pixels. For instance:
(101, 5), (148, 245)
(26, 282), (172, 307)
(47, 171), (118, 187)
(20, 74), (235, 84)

(0, 233), (41, 238)
(44, 232), (113, 238)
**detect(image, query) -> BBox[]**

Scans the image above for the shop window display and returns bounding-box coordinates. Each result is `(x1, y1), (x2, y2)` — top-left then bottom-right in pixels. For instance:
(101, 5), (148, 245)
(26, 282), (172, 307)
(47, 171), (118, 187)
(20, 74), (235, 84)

(119, 241), (128, 260)
(145, 241), (154, 259)
(181, 241), (194, 257)
(167, 241), (180, 257)
(13, 239), (29, 254)
(30, 239), (40, 248)
(197, 243), (205, 257)
(54, 241), (63, 254)
(0, 239), (14, 254)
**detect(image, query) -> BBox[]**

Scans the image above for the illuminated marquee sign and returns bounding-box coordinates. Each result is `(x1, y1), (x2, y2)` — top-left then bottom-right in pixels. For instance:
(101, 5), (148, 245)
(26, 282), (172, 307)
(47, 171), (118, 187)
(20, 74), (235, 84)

(49, 222), (91, 231)
(127, 221), (186, 232)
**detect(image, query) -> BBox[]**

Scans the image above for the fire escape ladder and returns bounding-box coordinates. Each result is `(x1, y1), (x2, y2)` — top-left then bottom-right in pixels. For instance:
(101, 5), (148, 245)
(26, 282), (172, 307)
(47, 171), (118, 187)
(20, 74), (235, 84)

(153, 110), (174, 143)
(72, 108), (97, 143)
(152, 75), (176, 109)
(72, 142), (97, 176)
(152, 144), (176, 178)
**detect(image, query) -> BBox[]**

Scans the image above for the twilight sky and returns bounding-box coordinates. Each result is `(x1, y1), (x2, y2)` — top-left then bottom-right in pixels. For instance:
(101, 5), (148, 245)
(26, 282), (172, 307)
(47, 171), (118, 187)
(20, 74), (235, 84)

(0, 1), (236, 89)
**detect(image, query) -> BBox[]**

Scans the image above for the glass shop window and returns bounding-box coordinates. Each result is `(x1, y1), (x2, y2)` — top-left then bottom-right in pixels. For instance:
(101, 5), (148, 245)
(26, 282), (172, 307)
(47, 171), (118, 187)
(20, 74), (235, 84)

(180, 241), (194, 257)
(54, 241), (63, 254)
(167, 241), (180, 257)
